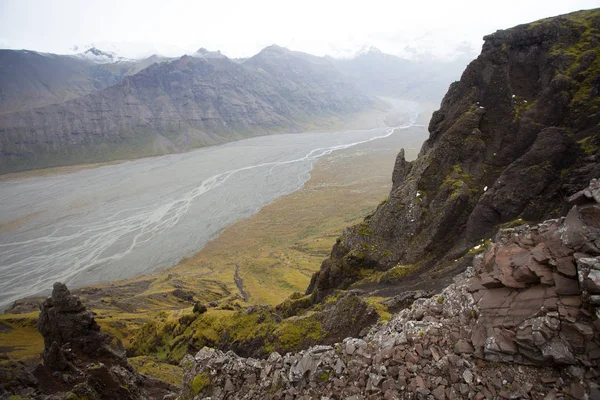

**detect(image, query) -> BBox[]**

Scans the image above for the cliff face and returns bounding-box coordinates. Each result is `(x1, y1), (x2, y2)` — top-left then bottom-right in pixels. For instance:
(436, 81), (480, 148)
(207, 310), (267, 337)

(307, 9), (600, 299)
(0, 49), (372, 173)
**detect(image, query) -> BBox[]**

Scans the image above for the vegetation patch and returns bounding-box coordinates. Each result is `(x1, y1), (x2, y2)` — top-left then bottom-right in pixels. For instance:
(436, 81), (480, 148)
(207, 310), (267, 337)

(578, 136), (600, 155)
(129, 356), (183, 387)
(365, 297), (392, 321)
(191, 372), (211, 395)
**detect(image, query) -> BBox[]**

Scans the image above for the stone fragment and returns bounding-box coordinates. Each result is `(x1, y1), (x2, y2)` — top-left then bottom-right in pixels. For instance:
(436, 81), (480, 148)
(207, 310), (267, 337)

(553, 273), (580, 295)
(454, 339), (475, 354)
(463, 370), (474, 386)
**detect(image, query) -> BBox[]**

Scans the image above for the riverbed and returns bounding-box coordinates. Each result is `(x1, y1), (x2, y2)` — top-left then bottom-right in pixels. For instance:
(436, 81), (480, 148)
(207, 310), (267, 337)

(0, 101), (426, 309)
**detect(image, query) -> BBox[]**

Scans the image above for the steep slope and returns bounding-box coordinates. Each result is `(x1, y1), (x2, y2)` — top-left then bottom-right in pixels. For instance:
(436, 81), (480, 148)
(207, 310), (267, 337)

(307, 8), (600, 300)
(0, 49), (373, 173)
(0, 49), (165, 115)
(331, 47), (468, 102)
(179, 183), (600, 399)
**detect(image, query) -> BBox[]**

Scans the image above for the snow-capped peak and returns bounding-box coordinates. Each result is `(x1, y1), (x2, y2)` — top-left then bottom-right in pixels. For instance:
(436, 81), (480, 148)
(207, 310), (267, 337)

(74, 46), (132, 64)
(190, 48), (226, 59)
(355, 45), (383, 57)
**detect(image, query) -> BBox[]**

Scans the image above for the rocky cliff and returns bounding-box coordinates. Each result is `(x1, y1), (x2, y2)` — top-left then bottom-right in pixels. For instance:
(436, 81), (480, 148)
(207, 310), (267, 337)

(307, 9), (600, 300)
(0, 47), (373, 173)
(177, 180), (600, 399)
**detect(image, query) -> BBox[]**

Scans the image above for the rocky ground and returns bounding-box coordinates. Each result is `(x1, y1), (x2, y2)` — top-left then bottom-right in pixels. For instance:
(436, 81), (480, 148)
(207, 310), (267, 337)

(177, 181), (600, 400)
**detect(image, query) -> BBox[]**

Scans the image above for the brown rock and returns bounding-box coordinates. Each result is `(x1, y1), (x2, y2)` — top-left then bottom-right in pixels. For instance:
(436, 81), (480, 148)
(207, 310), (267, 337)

(454, 339), (475, 354)
(553, 273), (581, 295)
(555, 257), (577, 277)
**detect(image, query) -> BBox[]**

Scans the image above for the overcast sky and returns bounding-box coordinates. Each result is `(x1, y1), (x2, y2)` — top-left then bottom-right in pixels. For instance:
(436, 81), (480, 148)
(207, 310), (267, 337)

(0, 0), (597, 60)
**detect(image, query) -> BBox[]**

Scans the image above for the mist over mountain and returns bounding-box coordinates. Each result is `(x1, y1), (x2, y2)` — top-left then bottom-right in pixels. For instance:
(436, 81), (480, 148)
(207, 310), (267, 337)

(0, 44), (461, 174)
(330, 46), (470, 102)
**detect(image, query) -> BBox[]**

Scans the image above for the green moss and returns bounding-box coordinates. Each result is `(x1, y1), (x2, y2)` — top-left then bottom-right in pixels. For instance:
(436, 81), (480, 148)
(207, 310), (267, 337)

(578, 136), (600, 155)
(318, 370), (332, 382)
(512, 97), (536, 120)
(378, 264), (418, 283)
(354, 221), (373, 237)
(191, 372), (211, 395)
(365, 297), (392, 322)
(546, 10), (600, 123)
(270, 314), (324, 351)
(129, 356), (183, 387)
(441, 164), (477, 201)
(498, 218), (527, 229)
(276, 294), (313, 318)
(437, 296), (445, 304)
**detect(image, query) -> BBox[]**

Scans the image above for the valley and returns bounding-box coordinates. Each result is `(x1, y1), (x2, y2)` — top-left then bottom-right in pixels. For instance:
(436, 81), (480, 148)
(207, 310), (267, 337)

(0, 99), (432, 363)
(0, 99), (428, 311)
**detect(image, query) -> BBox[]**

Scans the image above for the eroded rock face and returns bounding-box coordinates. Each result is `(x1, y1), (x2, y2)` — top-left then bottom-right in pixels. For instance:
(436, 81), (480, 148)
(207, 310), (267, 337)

(307, 9), (600, 300)
(38, 282), (119, 369)
(179, 267), (598, 400)
(469, 199), (600, 365)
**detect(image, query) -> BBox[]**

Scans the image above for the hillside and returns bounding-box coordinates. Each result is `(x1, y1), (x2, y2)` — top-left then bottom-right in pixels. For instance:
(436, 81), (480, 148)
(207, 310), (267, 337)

(0, 49), (167, 115)
(0, 49), (374, 174)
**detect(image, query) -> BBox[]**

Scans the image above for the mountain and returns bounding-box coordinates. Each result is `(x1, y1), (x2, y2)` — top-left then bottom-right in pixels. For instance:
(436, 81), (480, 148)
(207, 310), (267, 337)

(330, 46), (469, 102)
(0, 49), (169, 115)
(0, 48), (373, 173)
(307, 8), (600, 299)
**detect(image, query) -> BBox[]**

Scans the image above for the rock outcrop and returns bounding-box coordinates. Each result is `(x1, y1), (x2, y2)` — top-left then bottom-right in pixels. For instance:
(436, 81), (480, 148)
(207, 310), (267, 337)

(1, 283), (176, 400)
(307, 8), (600, 301)
(37, 282), (124, 370)
(0, 46), (373, 174)
(178, 181), (600, 400)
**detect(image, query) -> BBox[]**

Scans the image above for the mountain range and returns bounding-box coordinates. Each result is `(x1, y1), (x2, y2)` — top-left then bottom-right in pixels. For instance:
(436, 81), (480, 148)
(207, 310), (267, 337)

(0, 45), (465, 174)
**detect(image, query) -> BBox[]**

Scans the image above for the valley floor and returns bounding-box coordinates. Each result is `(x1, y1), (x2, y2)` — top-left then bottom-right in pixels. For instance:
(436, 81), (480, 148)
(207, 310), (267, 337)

(0, 103), (434, 374)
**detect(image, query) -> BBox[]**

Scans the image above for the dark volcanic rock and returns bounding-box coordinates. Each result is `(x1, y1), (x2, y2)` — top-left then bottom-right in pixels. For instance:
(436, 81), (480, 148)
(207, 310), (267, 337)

(38, 282), (119, 367)
(307, 8), (600, 300)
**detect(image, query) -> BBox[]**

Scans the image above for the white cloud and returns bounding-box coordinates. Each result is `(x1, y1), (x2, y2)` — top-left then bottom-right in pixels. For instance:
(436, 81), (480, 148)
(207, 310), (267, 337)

(0, 0), (597, 59)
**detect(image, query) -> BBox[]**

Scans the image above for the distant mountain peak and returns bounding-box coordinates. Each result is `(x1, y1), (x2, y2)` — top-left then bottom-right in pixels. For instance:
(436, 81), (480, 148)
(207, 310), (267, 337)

(84, 47), (113, 58)
(355, 45), (384, 57)
(75, 46), (130, 64)
(191, 48), (226, 59)
(261, 44), (291, 54)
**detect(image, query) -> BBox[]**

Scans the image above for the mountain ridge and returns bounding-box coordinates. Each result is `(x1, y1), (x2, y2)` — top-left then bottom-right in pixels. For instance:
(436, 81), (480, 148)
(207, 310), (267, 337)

(0, 50), (374, 173)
